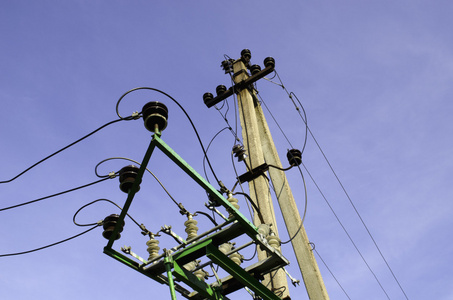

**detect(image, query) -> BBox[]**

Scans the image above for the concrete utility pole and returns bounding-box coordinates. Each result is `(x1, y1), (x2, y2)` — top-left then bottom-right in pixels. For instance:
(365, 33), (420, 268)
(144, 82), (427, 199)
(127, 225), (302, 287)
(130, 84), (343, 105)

(233, 60), (291, 299)
(233, 58), (329, 300)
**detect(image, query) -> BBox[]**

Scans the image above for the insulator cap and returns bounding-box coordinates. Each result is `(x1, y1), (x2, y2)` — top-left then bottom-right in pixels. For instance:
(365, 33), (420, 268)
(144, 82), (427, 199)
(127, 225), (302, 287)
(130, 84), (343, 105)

(250, 64), (262, 76)
(119, 165), (141, 193)
(142, 101), (168, 132)
(232, 144), (247, 162)
(203, 92), (213, 105)
(264, 57), (275, 69)
(287, 149), (302, 166)
(216, 85), (227, 96)
(221, 59), (234, 74)
(241, 49), (251, 63)
(102, 214), (124, 240)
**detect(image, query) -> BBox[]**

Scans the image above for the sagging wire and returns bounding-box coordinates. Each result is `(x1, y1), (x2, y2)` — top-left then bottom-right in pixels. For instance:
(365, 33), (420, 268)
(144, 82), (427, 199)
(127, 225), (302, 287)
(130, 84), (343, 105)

(0, 225), (100, 257)
(313, 247), (351, 299)
(266, 69), (402, 299)
(115, 87), (222, 188)
(94, 157), (185, 213)
(202, 126), (231, 184)
(73, 198), (146, 231)
(0, 177), (110, 212)
(0, 116), (136, 184)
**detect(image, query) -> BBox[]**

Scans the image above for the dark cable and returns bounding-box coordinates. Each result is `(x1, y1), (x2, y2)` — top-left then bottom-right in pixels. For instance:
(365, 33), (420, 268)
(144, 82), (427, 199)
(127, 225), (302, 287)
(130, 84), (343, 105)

(0, 178), (109, 212)
(0, 117), (134, 184)
(202, 127), (230, 184)
(233, 192), (265, 224)
(313, 247), (351, 299)
(0, 225), (99, 257)
(269, 68), (406, 299)
(73, 198), (143, 229)
(115, 87), (222, 186)
(193, 211), (218, 226)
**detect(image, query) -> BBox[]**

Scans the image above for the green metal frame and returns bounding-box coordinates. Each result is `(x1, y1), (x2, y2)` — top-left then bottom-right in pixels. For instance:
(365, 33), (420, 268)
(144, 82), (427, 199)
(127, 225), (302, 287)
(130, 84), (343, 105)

(103, 132), (287, 300)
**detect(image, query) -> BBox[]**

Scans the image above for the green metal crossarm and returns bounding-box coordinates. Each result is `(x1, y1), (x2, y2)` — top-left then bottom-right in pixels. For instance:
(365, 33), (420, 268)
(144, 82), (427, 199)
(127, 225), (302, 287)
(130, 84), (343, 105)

(206, 244), (282, 300)
(173, 260), (225, 300)
(105, 135), (158, 250)
(152, 135), (258, 238)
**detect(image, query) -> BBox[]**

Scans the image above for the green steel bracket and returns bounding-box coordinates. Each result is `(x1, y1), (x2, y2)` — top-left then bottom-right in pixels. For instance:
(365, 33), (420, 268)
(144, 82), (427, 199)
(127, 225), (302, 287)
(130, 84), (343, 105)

(102, 132), (287, 300)
(173, 260), (225, 300)
(206, 243), (282, 300)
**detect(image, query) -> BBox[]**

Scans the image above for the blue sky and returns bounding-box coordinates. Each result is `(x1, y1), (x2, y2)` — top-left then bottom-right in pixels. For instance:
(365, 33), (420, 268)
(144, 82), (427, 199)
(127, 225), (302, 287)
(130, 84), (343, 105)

(1, 1), (452, 299)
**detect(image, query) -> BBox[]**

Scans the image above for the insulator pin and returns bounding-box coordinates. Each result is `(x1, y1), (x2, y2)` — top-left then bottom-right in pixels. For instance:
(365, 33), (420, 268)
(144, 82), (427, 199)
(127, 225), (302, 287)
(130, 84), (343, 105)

(287, 149), (302, 166)
(241, 49), (252, 63)
(184, 215), (199, 241)
(142, 101), (168, 132)
(102, 214), (124, 240)
(264, 57), (275, 69)
(216, 85), (227, 96)
(119, 165), (141, 193)
(203, 92), (213, 105)
(250, 64), (262, 76)
(232, 144), (247, 162)
(146, 236), (160, 260)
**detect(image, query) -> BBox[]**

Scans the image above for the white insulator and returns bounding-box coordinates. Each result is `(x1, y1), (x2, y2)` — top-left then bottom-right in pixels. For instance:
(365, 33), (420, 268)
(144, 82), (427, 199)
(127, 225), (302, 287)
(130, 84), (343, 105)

(146, 237), (160, 260)
(227, 193), (240, 218)
(184, 216), (198, 241)
(257, 224), (270, 237)
(229, 251), (244, 266)
(194, 268), (209, 281)
(183, 260), (197, 272)
(218, 242), (234, 254)
(267, 233), (281, 252)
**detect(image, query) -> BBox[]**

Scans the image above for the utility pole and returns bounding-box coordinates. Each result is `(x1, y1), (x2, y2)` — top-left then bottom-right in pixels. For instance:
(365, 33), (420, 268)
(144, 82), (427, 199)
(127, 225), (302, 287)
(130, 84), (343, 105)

(203, 49), (329, 299)
(233, 59), (291, 299)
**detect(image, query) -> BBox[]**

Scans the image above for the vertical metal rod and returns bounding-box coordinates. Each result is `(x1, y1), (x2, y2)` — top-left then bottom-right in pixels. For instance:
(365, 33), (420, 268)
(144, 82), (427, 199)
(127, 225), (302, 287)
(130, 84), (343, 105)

(164, 252), (178, 300)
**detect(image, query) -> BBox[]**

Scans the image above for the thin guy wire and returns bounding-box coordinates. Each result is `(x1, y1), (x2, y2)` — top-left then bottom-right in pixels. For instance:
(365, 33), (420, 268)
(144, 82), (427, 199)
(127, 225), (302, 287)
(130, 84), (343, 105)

(302, 162), (390, 299)
(269, 69), (407, 299)
(313, 248), (351, 299)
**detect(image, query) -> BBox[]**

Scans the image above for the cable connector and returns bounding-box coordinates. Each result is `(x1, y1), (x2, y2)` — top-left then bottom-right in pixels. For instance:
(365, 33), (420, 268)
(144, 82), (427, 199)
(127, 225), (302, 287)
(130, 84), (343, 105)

(131, 111), (141, 119)
(108, 171), (117, 179)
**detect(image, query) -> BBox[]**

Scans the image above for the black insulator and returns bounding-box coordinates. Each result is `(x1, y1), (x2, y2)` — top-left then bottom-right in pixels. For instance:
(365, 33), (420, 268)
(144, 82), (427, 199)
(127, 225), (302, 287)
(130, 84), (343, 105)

(119, 165), (141, 193)
(102, 214), (125, 240)
(142, 101), (168, 132)
(221, 59), (233, 74)
(241, 49), (252, 63)
(216, 85), (227, 96)
(250, 64), (262, 76)
(232, 144), (247, 162)
(264, 57), (275, 69)
(287, 149), (302, 166)
(203, 92), (213, 105)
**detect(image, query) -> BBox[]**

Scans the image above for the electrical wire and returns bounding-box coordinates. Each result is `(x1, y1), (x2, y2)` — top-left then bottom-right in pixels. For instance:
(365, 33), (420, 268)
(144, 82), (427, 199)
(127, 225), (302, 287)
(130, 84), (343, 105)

(280, 162), (308, 245)
(202, 127), (231, 184)
(0, 225), (100, 257)
(313, 247), (351, 299)
(0, 178), (110, 212)
(115, 87), (222, 187)
(0, 117), (135, 184)
(268, 68), (408, 299)
(72, 198), (144, 229)
(94, 157), (182, 210)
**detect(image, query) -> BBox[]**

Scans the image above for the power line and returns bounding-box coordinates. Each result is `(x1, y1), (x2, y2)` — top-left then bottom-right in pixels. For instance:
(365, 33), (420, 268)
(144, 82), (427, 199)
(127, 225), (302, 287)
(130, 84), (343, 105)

(115, 87), (223, 187)
(0, 225), (99, 257)
(0, 117), (134, 184)
(267, 69), (408, 299)
(0, 178), (109, 211)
